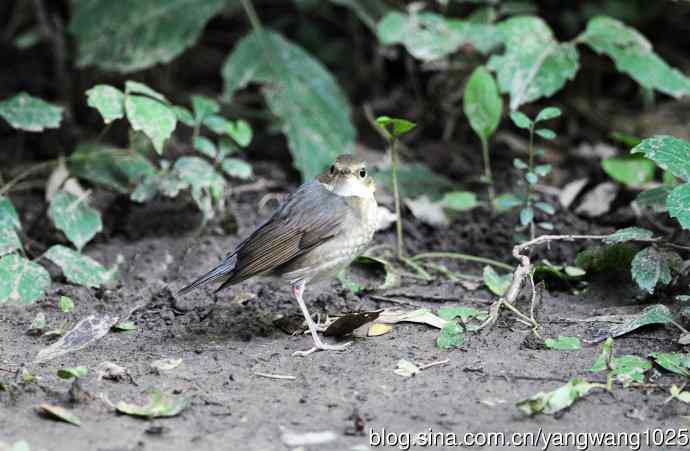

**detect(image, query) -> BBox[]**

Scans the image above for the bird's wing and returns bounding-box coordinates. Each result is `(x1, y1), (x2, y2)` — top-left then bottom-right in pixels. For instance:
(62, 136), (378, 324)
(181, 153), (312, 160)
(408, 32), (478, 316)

(217, 181), (349, 289)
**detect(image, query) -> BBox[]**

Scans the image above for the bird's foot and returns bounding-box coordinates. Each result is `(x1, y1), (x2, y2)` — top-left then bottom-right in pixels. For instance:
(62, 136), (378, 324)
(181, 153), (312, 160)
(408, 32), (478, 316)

(292, 340), (352, 357)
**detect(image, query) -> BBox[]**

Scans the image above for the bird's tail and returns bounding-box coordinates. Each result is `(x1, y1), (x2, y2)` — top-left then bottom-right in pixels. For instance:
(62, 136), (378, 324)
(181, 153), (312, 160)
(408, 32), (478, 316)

(177, 254), (237, 295)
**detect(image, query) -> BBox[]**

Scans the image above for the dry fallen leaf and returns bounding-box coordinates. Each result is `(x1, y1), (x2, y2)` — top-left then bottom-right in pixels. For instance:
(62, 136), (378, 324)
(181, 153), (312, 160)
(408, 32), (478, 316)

(37, 404), (81, 426)
(151, 358), (183, 372)
(404, 195), (449, 227)
(367, 323), (393, 337)
(376, 205), (396, 231)
(559, 178), (589, 209)
(377, 308), (448, 329)
(323, 310), (382, 337)
(575, 182), (618, 217)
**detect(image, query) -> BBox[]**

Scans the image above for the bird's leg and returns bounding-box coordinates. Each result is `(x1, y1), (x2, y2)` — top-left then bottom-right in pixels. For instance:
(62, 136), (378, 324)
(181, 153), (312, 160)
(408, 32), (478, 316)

(291, 281), (351, 357)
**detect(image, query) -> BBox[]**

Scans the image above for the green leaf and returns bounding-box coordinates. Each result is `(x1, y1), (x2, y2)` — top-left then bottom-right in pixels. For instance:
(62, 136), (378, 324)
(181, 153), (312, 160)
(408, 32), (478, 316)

(45, 245), (116, 288)
(631, 247), (675, 294)
(125, 94), (177, 154)
(667, 183), (690, 231)
(202, 115), (228, 135)
(670, 385), (690, 403)
(372, 164), (454, 200)
(221, 158), (253, 180)
(635, 186), (671, 212)
(493, 192), (523, 212)
(483, 265), (512, 296)
(509, 111), (532, 129)
(520, 206), (534, 225)
(57, 366), (88, 380)
(58, 296), (74, 313)
(223, 29), (355, 181)
(377, 11), (500, 60)
(611, 355), (651, 386)
(68, 143), (156, 193)
(48, 191), (103, 251)
(86, 85), (125, 124)
(544, 336), (582, 351)
(191, 95), (219, 123)
(535, 107), (561, 122)
(436, 322), (464, 350)
(513, 158), (527, 170)
(437, 306), (487, 322)
(631, 135), (690, 182)
(463, 66), (502, 143)
(650, 352), (690, 378)
(516, 378), (595, 416)
(0, 92), (63, 132)
(579, 17), (690, 98)
(534, 202), (555, 215)
(604, 227), (654, 244)
(112, 321), (137, 332)
(69, 0), (227, 73)
(174, 156), (225, 194)
(534, 164), (552, 176)
(173, 106), (195, 126)
(124, 81), (168, 102)
(193, 136), (217, 159)
(590, 337), (614, 372)
(29, 312), (46, 334)
(442, 191), (478, 211)
(115, 389), (190, 418)
(601, 155), (656, 188)
(488, 17), (579, 109)
(0, 196), (22, 257)
(225, 120), (253, 147)
(0, 254), (50, 305)
(603, 304), (674, 340)
(375, 116), (416, 139)
(535, 128), (556, 140)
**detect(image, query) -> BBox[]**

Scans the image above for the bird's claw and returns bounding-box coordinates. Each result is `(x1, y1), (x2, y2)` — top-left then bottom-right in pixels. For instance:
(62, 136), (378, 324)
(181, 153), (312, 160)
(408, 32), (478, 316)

(293, 341), (352, 357)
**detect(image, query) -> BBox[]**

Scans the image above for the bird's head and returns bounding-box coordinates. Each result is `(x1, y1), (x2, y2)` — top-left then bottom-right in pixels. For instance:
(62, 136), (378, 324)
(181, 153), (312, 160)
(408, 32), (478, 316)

(318, 154), (375, 199)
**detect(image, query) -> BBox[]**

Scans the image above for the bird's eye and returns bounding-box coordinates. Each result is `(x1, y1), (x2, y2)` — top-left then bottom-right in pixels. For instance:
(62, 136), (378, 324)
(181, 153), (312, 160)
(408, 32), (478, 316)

(359, 168), (367, 178)
(329, 165), (335, 175)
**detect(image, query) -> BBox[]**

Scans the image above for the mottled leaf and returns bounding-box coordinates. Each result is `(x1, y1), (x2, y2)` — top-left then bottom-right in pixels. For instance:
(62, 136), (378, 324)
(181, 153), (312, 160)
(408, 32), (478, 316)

(650, 352), (690, 378)
(116, 389), (190, 418)
(69, 144), (156, 193)
(516, 378), (595, 416)
(0, 254), (50, 305)
(45, 245), (116, 288)
(631, 247), (676, 294)
(0, 196), (22, 256)
(436, 322), (464, 350)
(544, 336), (582, 351)
(667, 183), (690, 231)
(86, 85), (125, 124)
(0, 92), (63, 132)
(631, 135), (690, 182)
(604, 227), (654, 244)
(125, 94), (177, 154)
(48, 191), (102, 251)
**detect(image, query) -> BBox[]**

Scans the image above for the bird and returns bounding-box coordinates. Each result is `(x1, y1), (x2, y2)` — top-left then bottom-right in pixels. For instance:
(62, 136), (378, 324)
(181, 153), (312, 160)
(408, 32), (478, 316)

(178, 154), (379, 356)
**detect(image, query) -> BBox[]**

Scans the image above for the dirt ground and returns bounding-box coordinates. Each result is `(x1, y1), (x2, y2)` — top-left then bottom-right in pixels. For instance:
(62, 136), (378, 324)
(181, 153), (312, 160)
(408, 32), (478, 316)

(1, 162), (690, 451)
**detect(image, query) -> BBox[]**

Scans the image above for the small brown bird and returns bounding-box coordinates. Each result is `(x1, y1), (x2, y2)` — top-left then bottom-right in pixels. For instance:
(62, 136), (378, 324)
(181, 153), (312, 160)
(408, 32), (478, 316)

(179, 155), (378, 355)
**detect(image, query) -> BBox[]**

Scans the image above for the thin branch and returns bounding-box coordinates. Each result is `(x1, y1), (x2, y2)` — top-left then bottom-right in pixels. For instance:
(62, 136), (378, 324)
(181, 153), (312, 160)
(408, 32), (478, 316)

(254, 372), (296, 381)
(411, 252), (513, 271)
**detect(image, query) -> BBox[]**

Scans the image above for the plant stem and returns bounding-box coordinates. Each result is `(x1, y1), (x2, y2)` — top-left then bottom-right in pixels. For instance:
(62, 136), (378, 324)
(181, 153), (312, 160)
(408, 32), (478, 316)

(411, 252), (513, 271)
(390, 137), (405, 259)
(0, 161), (57, 197)
(527, 125), (536, 239)
(480, 137), (495, 210)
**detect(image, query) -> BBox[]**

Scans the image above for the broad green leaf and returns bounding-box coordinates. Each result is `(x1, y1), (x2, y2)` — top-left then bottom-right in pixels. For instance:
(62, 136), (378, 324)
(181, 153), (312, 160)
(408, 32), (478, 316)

(493, 192), (522, 211)
(631, 135), (690, 182)
(173, 106), (195, 126)
(545, 336), (581, 351)
(488, 17), (579, 109)
(376, 12), (500, 60)
(69, 0), (227, 72)
(483, 265), (512, 296)
(534, 202), (554, 215)
(604, 227), (654, 244)
(375, 116), (416, 140)
(650, 352), (690, 378)
(610, 355), (651, 386)
(463, 66), (502, 143)
(86, 85), (125, 124)
(38, 404), (81, 426)
(0, 254), (50, 305)
(534, 164), (552, 176)
(535, 107), (561, 122)
(58, 295), (74, 313)
(442, 191), (478, 211)
(513, 158), (528, 170)
(68, 144), (156, 193)
(516, 378), (595, 416)
(116, 389), (190, 418)
(509, 111), (532, 129)
(603, 304), (674, 340)
(0, 196), (22, 256)
(631, 247), (675, 294)
(222, 29), (355, 181)
(113, 320), (137, 332)
(520, 206), (534, 225)
(436, 322), (464, 350)
(48, 191), (102, 251)
(0, 92), (63, 132)
(124, 81), (168, 102)
(225, 120), (253, 147)
(125, 95), (177, 154)
(193, 136), (217, 159)
(45, 245), (116, 288)
(372, 164), (454, 200)
(221, 158), (253, 180)
(437, 306), (487, 322)
(601, 155), (655, 188)
(57, 366), (88, 379)
(667, 183), (690, 231)
(203, 115), (229, 135)
(579, 17), (690, 98)
(173, 156), (225, 194)
(535, 128), (556, 140)
(635, 186), (670, 212)
(191, 95), (219, 123)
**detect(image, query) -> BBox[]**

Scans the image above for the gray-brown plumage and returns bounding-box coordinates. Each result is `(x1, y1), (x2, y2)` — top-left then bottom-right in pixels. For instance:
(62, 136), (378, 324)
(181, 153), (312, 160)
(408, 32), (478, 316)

(179, 155), (378, 355)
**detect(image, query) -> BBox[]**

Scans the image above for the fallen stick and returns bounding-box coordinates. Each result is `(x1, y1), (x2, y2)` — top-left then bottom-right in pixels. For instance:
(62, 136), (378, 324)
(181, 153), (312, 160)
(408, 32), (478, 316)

(254, 372), (297, 381)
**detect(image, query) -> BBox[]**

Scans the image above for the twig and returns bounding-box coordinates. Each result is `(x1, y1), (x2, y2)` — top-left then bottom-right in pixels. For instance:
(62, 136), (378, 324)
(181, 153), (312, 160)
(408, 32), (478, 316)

(254, 372), (296, 381)
(411, 252), (513, 271)
(368, 295), (425, 309)
(418, 359), (450, 371)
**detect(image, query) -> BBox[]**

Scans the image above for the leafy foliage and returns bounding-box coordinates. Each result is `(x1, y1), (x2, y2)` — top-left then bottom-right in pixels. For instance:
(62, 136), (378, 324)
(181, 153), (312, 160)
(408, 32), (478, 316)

(544, 336), (582, 351)
(601, 156), (655, 188)
(0, 254), (51, 305)
(45, 245), (116, 288)
(630, 248), (680, 294)
(516, 378), (596, 416)
(48, 191), (103, 251)
(0, 196), (22, 256)
(0, 93), (63, 132)
(463, 66), (501, 144)
(223, 29), (354, 181)
(69, 0), (227, 73)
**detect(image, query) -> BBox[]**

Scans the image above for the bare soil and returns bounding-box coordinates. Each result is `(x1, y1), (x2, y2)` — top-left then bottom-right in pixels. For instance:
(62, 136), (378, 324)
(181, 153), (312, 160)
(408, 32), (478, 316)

(1, 162), (689, 451)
